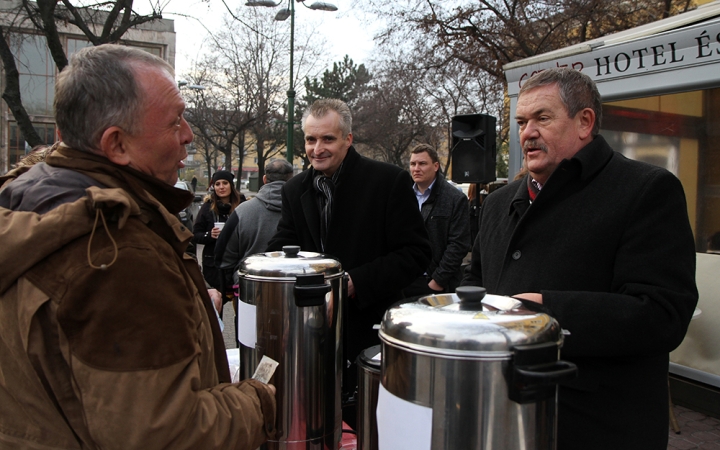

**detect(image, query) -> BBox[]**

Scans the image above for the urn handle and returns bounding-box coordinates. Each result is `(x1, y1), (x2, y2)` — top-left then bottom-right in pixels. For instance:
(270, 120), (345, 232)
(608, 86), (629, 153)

(294, 273), (331, 307)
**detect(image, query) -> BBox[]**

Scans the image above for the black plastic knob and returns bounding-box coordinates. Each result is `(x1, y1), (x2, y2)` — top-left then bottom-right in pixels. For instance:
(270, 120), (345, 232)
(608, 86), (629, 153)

(456, 286), (487, 305)
(283, 245), (301, 258)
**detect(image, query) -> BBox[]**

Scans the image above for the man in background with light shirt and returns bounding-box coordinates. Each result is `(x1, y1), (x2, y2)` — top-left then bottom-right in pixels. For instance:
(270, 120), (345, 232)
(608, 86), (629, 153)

(404, 144), (470, 297)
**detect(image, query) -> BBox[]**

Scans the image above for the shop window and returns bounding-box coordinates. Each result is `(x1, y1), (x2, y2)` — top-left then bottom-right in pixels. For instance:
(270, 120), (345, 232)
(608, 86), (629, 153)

(10, 34), (56, 116)
(67, 38), (92, 57)
(602, 90), (720, 252)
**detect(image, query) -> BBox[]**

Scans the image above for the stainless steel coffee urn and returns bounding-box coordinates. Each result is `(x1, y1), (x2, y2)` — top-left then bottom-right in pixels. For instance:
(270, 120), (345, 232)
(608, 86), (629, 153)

(237, 246), (344, 450)
(377, 287), (577, 450)
(357, 345), (381, 450)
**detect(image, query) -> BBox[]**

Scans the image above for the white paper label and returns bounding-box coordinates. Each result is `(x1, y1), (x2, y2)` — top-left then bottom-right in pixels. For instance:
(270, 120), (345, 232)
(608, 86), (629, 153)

(377, 383), (432, 450)
(237, 300), (257, 349)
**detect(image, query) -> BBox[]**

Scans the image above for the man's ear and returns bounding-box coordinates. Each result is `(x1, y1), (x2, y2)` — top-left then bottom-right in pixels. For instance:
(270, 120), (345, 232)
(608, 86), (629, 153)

(345, 132), (353, 147)
(100, 126), (131, 166)
(577, 108), (596, 140)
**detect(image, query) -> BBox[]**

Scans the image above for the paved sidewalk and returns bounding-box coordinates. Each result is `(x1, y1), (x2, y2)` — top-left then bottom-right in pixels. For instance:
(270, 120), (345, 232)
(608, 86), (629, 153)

(221, 302), (236, 349)
(668, 405), (720, 449)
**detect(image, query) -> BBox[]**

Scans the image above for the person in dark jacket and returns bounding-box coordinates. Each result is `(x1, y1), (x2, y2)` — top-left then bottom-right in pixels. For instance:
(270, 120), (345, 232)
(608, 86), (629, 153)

(267, 99), (431, 427)
(404, 144), (470, 297)
(193, 170), (243, 291)
(462, 67), (698, 450)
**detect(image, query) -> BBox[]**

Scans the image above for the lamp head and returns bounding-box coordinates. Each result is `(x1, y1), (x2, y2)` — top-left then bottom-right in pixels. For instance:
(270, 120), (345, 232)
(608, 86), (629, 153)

(275, 8), (291, 20)
(245, 0), (279, 6)
(307, 1), (338, 11)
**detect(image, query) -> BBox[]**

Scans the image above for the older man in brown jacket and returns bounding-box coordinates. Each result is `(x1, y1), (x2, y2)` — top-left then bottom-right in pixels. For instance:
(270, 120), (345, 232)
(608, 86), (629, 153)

(0, 45), (275, 449)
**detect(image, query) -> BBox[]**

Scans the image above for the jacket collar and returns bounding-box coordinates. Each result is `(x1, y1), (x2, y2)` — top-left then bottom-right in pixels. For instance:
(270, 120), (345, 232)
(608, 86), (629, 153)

(425, 171), (446, 205)
(571, 134), (614, 181)
(46, 145), (193, 215)
(508, 135), (614, 216)
(45, 145), (194, 253)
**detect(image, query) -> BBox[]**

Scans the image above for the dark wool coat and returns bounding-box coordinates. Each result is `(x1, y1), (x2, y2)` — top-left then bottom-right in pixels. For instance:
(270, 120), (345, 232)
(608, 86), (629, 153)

(268, 147), (431, 381)
(463, 135), (698, 450)
(419, 172), (471, 292)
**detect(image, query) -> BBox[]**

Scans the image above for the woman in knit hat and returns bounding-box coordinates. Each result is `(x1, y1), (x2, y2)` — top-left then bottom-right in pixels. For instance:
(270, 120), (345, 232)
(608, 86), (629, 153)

(193, 170), (244, 291)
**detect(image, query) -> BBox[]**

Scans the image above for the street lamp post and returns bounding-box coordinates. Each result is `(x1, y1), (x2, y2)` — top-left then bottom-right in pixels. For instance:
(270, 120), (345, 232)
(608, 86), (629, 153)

(246, 0), (337, 164)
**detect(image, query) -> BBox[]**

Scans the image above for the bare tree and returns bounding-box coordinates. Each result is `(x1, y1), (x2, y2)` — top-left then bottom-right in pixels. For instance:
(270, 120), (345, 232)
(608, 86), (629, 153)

(183, 10), (286, 185)
(297, 55), (372, 169)
(0, 0), (164, 149)
(354, 58), (440, 168)
(361, 0), (693, 81)
(182, 7), (325, 185)
(355, 0), (694, 176)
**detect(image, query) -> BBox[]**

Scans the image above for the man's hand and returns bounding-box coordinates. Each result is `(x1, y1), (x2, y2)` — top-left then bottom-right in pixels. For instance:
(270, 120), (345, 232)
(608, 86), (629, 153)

(513, 293), (543, 304)
(428, 279), (444, 292)
(208, 288), (223, 313)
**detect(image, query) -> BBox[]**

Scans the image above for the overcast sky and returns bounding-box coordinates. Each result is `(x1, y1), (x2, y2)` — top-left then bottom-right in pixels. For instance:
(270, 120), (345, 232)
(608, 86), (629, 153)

(142, 0), (377, 76)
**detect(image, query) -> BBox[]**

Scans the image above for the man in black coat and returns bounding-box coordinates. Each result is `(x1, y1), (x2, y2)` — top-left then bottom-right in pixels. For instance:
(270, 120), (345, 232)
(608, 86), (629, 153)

(267, 99), (431, 425)
(463, 68), (698, 449)
(404, 144), (470, 297)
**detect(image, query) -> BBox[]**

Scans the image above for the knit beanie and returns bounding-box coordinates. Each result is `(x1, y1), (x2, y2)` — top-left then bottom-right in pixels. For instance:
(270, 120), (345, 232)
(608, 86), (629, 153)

(211, 170), (234, 184)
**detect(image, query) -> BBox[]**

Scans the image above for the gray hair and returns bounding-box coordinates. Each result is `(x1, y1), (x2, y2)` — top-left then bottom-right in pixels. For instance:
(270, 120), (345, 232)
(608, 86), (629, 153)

(54, 44), (175, 153)
(519, 68), (602, 136)
(301, 98), (352, 138)
(265, 159), (294, 182)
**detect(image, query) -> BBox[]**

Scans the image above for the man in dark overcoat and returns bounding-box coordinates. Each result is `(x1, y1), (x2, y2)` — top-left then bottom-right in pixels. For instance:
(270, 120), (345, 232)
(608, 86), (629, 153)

(462, 68), (698, 449)
(267, 99), (431, 425)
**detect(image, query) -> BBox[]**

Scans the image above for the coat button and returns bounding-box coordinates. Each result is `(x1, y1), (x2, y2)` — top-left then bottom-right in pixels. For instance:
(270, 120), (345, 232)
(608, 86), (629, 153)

(512, 250), (522, 260)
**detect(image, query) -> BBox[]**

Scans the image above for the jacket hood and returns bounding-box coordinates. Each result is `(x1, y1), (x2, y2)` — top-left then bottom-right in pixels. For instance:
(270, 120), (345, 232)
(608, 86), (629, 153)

(0, 187), (141, 294)
(255, 181), (284, 212)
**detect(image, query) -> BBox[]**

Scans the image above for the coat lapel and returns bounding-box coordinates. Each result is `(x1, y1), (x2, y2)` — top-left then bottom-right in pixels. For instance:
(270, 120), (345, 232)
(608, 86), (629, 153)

(420, 200), (434, 222)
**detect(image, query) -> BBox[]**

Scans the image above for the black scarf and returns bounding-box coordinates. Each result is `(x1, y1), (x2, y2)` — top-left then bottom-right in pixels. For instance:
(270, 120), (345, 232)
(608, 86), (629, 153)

(313, 164), (343, 252)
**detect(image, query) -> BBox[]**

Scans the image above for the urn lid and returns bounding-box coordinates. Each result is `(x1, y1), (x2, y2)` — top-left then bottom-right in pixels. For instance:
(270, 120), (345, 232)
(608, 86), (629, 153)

(379, 287), (562, 359)
(237, 245), (344, 281)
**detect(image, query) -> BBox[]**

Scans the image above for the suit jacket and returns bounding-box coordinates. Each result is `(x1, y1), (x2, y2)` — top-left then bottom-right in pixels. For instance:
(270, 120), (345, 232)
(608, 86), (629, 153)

(419, 172), (471, 292)
(462, 135), (698, 450)
(268, 147), (431, 369)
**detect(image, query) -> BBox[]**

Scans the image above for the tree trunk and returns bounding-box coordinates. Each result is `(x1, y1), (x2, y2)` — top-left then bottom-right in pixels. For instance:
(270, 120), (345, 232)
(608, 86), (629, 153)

(0, 27), (43, 149)
(36, 0), (68, 71)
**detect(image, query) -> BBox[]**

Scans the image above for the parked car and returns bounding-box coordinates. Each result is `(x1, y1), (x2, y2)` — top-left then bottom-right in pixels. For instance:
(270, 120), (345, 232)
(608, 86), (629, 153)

(174, 180), (203, 230)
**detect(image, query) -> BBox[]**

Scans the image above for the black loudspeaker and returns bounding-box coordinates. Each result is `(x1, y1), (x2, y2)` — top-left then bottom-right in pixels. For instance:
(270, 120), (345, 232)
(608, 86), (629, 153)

(451, 114), (497, 184)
